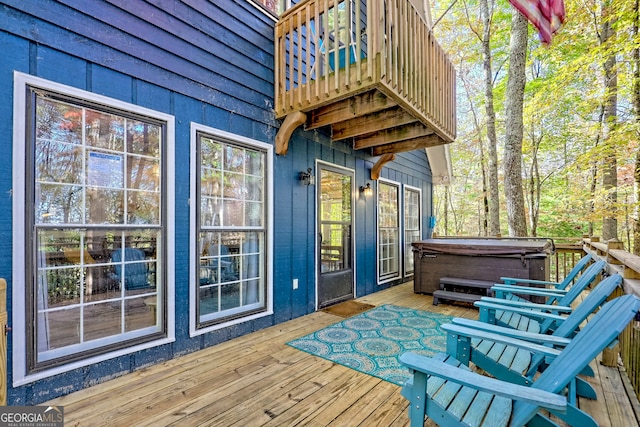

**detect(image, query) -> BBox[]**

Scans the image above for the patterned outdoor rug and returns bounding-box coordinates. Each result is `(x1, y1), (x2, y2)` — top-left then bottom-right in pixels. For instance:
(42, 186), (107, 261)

(287, 304), (453, 385)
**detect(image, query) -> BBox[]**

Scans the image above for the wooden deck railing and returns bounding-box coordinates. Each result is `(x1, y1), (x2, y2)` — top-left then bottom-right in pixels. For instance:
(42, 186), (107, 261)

(550, 237), (640, 403)
(579, 237), (640, 401)
(274, 0), (456, 142)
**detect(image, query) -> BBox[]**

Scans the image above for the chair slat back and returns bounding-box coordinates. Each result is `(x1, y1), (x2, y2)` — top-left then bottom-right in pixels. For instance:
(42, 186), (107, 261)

(511, 294), (640, 426)
(555, 253), (593, 290)
(538, 260), (606, 332)
(552, 273), (622, 338)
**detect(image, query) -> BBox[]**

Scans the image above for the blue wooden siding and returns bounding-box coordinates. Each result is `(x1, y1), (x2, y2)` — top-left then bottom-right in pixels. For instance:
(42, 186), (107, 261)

(0, 0), (435, 405)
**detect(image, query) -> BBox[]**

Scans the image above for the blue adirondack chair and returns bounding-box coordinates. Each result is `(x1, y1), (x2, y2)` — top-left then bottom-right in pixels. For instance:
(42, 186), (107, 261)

(444, 274), (623, 400)
(499, 253), (593, 289)
(400, 294), (640, 427)
(110, 247), (150, 290)
(477, 260), (606, 333)
(489, 258), (604, 307)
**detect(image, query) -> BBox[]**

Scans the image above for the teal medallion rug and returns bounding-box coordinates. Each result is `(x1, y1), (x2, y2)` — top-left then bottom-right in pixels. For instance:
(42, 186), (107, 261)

(286, 304), (453, 386)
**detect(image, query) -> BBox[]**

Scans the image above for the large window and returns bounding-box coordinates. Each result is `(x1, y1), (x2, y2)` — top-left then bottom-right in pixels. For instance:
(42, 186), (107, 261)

(403, 186), (421, 276)
(377, 180), (401, 283)
(191, 125), (272, 333)
(13, 73), (174, 381)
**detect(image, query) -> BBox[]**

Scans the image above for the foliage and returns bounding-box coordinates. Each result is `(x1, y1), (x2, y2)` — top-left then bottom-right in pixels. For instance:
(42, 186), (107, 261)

(430, 0), (640, 246)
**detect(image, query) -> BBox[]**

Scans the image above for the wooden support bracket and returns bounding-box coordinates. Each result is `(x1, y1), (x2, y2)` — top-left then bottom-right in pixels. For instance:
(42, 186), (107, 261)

(371, 153), (395, 180)
(275, 111), (307, 155)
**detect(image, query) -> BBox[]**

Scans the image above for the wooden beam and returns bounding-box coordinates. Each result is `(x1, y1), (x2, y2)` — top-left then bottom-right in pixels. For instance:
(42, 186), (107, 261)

(306, 90), (397, 130)
(372, 134), (449, 155)
(275, 111), (307, 155)
(371, 154), (395, 180)
(353, 122), (434, 150)
(331, 108), (418, 141)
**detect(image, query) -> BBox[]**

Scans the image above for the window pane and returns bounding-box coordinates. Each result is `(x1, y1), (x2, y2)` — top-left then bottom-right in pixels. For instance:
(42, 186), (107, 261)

(201, 138), (222, 169)
(127, 120), (160, 156)
(85, 264), (121, 303)
(224, 146), (245, 173)
(86, 188), (124, 224)
(87, 151), (124, 188)
(40, 308), (81, 351)
(246, 176), (263, 201)
(320, 170), (351, 222)
(85, 109), (125, 151)
(128, 155), (160, 191)
(222, 200), (243, 226)
(36, 98), (82, 145)
(35, 140), (82, 184)
(36, 183), (84, 224)
(245, 151), (263, 176)
(127, 191), (160, 224)
(245, 202), (263, 226)
(225, 172), (244, 200)
(83, 302), (122, 342)
(125, 297), (156, 332)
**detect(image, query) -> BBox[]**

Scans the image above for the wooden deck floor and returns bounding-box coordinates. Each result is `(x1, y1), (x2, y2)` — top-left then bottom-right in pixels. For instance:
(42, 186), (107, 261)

(46, 282), (640, 426)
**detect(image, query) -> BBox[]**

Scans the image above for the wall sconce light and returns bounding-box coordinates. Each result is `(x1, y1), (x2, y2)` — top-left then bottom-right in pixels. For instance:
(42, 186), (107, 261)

(359, 182), (373, 196)
(300, 168), (315, 186)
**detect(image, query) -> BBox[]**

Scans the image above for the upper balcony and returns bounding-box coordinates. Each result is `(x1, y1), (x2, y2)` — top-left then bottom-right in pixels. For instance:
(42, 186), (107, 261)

(274, 0), (456, 173)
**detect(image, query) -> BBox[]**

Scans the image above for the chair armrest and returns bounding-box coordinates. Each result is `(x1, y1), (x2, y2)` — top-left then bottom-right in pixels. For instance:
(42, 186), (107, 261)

(399, 352), (566, 411)
(479, 297), (573, 313)
(500, 277), (561, 287)
(475, 301), (568, 323)
(492, 284), (567, 294)
(442, 324), (563, 358)
(450, 318), (572, 347)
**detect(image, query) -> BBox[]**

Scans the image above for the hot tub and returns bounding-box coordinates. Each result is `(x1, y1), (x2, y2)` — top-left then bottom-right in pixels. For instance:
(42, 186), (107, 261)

(411, 238), (553, 295)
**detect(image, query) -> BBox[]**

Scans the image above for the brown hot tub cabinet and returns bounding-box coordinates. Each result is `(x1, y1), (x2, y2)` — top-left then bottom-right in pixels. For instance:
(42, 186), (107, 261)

(412, 238), (552, 296)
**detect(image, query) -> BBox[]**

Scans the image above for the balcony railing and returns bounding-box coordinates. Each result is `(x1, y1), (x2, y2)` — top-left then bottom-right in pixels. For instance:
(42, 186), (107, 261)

(274, 0), (456, 157)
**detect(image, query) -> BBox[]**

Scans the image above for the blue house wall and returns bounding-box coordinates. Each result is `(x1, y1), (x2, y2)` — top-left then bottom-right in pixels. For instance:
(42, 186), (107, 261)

(0, 0), (434, 404)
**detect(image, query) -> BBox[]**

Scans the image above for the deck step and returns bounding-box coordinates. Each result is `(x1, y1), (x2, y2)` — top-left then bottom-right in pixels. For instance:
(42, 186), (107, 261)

(434, 277), (495, 306)
(439, 277), (495, 290)
(433, 290), (483, 306)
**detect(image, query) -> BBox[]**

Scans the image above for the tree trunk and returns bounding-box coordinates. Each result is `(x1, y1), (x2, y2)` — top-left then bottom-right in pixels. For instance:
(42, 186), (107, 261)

(461, 76), (489, 236)
(503, 10), (528, 237)
(527, 130), (541, 236)
(601, 1), (618, 241)
(444, 186), (449, 236)
(481, 0), (501, 236)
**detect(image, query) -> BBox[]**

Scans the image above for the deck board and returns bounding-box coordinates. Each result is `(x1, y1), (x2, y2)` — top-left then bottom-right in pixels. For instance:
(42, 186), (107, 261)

(45, 281), (639, 426)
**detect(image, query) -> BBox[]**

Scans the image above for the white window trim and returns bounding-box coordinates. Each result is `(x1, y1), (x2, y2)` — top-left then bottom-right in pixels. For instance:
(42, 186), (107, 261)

(247, 0), (279, 21)
(376, 178), (402, 285)
(12, 72), (176, 386)
(403, 184), (422, 277)
(188, 123), (274, 337)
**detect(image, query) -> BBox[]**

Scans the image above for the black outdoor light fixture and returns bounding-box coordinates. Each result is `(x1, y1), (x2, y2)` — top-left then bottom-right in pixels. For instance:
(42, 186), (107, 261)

(300, 168), (315, 186)
(359, 182), (373, 196)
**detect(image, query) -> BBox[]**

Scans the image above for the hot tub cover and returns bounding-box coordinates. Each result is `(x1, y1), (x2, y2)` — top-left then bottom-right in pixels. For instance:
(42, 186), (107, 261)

(411, 238), (554, 257)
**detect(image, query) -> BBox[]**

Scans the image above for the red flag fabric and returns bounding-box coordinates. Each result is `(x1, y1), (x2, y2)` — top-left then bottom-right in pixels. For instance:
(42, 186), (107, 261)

(509, 0), (566, 44)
